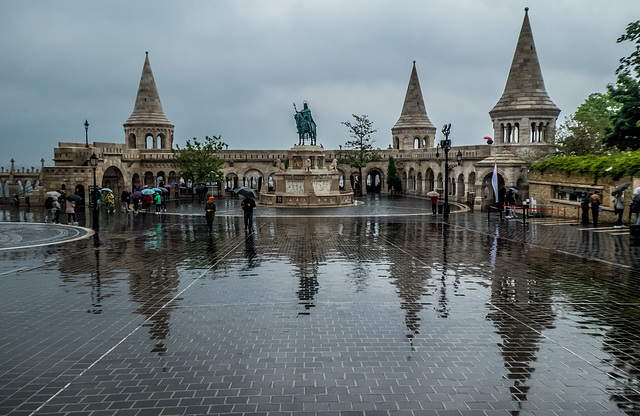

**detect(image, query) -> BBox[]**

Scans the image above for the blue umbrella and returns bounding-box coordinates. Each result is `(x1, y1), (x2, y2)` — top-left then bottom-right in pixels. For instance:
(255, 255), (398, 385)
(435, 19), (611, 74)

(152, 188), (163, 192)
(101, 188), (113, 193)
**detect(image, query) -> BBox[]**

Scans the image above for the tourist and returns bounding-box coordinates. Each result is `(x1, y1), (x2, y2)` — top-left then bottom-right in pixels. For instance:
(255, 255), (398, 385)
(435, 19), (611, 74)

(144, 194), (152, 213)
(428, 191), (439, 215)
(590, 190), (601, 227)
(120, 190), (130, 213)
(205, 196), (216, 232)
(160, 191), (167, 212)
(66, 200), (77, 225)
(632, 187), (640, 225)
(44, 196), (54, 223)
(154, 192), (162, 214)
(580, 192), (590, 224)
(613, 192), (625, 228)
(241, 197), (256, 230)
(505, 188), (517, 219)
(52, 198), (61, 224)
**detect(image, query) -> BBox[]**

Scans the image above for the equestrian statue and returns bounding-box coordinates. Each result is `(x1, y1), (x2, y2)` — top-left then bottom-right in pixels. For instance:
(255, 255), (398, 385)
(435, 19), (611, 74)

(293, 101), (317, 146)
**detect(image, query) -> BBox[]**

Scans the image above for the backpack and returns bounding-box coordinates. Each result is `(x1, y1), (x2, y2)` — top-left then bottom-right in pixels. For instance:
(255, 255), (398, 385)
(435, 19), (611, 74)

(44, 197), (53, 209)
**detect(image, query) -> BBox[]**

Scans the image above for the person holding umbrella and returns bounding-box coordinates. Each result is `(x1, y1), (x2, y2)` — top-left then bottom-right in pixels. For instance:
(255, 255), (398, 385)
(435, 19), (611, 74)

(241, 197), (256, 230)
(427, 190), (439, 215)
(121, 190), (131, 213)
(205, 196), (216, 233)
(613, 190), (625, 228)
(65, 195), (81, 225)
(589, 190), (601, 227)
(153, 191), (162, 214)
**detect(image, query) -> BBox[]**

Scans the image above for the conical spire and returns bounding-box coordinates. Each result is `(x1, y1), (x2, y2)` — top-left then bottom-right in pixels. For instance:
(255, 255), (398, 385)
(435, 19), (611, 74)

(490, 8), (559, 117)
(125, 52), (173, 126)
(393, 61), (435, 130)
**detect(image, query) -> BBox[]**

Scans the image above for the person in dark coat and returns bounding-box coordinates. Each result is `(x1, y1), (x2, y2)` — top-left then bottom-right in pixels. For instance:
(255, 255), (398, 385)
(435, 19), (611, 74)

(205, 196), (216, 232)
(580, 192), (590, 224)
(241, 197), (256, 230)
(590, 190), (601, 227)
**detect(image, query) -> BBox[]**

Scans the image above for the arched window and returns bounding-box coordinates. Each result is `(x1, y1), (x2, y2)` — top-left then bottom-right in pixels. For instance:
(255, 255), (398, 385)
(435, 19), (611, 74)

(414, 138), (420, 149)
(145, 134), (153, 149)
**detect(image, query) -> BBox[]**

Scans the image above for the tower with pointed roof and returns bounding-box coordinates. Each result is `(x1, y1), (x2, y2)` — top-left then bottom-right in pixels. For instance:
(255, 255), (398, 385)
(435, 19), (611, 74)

(489, 8), (560, 161)
(123, 52), (174, 150)
(392, 61), (436, 150)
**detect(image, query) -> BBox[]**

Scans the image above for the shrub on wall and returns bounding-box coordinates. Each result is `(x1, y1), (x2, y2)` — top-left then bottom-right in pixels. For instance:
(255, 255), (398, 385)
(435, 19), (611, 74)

(531, 151), (640, 181)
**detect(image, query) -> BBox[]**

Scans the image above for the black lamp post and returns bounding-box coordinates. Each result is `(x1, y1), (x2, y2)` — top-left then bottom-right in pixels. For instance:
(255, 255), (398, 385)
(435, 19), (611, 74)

(84, 120), (89, 148)
(436, 124), (452, 217)
(89, 153), (99, 230)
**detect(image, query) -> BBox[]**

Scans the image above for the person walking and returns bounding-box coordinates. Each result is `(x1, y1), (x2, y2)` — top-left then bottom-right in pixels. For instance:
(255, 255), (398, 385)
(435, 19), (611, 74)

(205, 196), (216, 233)
(66, 200), (77, 225)
(52, 198), (61, 224)
(121, 190), (130, 213)
(154, 192), (162, 214)
(613, 192), (625, 228)
(580, 192), (590, 225)
(428, 191), (439, 215)
(590, 190), (601, 227)
(241, 197), (256, 230)
(632, 187), (640, 225)
(44, 196), (54, 223)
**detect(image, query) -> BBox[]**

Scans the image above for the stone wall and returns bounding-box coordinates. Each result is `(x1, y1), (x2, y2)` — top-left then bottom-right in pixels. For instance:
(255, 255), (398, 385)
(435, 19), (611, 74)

(529, 171), (640, 225)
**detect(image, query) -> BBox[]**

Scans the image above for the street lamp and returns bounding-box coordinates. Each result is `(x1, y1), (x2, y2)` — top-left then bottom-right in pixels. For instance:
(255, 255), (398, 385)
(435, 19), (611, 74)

(89, 153), (99, 230)
(436, 124), (452, 217)
(84, 120), (89, 148)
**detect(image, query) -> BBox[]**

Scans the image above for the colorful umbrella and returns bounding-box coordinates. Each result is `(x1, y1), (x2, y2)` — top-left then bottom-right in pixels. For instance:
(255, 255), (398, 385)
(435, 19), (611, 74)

(142, 189), (155, 195)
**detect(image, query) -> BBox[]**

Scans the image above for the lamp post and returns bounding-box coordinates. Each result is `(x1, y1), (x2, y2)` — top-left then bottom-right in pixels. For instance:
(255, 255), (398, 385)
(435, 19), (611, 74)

(84, 120), (89, 148)
(436, 124), (452, 217)
(89, 153), (99, 230)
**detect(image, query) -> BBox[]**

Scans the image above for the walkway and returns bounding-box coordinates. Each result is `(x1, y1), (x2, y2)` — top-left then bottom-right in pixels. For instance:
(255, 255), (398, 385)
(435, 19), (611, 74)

(1, 195), (639, 415)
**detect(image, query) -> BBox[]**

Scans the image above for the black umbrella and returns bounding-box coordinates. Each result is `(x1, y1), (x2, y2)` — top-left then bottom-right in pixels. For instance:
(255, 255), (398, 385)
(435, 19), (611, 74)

(66, 194), (82, 202)
(234, 186), (259, 200)
(611, 183), (630, 196)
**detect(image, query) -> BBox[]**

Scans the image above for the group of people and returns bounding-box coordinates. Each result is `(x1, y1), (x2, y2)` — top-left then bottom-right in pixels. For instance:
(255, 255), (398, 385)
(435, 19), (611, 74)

(204, 195), (256, 233)
(44, 192), (77, 225)
(580, 188), (640, 227)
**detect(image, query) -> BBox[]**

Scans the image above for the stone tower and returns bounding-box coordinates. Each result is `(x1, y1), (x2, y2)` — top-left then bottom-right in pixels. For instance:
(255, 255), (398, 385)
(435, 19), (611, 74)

(489, 8), (560, 162)
(392, 61), (436, 150)
(123, 52), (174, 150)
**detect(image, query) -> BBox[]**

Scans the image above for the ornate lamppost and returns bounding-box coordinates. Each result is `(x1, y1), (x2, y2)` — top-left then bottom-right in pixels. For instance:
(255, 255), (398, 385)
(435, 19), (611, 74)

(84, 120), (89, 148)
(436, 124), (452, 217)
(89, 153), (99, 230)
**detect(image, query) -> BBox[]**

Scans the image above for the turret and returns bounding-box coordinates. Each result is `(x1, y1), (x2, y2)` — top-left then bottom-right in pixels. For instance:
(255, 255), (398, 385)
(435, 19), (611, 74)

(123, 52), (174, 150)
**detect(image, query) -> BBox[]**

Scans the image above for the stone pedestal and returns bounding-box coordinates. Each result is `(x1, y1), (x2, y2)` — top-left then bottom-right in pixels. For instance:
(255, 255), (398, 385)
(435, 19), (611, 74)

(261, 145), (354, 207)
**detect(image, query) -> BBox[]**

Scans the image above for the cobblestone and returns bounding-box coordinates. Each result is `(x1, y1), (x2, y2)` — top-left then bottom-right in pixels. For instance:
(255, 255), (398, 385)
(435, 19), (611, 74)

(1, 195), (639, 415)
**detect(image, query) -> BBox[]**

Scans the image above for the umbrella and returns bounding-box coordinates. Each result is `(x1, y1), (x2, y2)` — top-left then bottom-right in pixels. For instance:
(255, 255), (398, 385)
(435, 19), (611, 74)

(142, 185), (149, 189)
(234, 186), (259, 200)
(142, 189), (155, 195)
(508, 187), (519, 195)
(45, 191), (61, 198)
(634, 187), (640, 196)
(66, 194), (82, 202)
(101, 188), (113, 193)
(132, 190), (143, 199)
(427, 190), (439, 198)
(152, 187), (163, 192)
(164, 185), (171, 188)
(611, 183), (630, 196)
(195, 184), (205, 193)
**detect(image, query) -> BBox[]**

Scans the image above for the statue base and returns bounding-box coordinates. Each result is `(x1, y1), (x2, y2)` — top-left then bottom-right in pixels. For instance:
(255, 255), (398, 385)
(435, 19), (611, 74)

(260, 145), (354, 208)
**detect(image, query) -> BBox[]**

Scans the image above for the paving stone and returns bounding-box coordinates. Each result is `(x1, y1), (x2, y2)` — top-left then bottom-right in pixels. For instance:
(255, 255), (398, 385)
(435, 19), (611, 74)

(1, 195), (640, 415)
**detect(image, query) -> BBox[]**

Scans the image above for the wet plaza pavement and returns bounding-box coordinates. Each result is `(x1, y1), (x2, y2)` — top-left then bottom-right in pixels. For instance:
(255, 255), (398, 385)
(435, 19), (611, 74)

(1, 195), (640, 416)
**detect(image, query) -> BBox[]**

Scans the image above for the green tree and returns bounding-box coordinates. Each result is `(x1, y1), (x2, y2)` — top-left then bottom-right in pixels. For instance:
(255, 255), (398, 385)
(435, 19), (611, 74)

(616, 20), (640, 79)
(339, 114), (381, 195)
(556, 92), (619, 155)
(172, 135), (226, 185)
(603, 20), (640, 150)
(604, 74), (640, 150)
(386, 156), (402, 193)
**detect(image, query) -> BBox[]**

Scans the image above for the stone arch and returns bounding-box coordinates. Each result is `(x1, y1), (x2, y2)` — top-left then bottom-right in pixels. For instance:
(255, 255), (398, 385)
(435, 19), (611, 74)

(145, 134), (153, 149)
(408, 168), (416, 191)
(413, 138), (420, 149)
(365, 168), (383, 193)
(457, 173), (465, 198)
(436, 172), (443, 191)
(422, 136), (429, 148)
(225, 173), (239, 191)
(516, 176), (527, 201)
(102, 165), (125, 198)
(402, 171), (408, 192)
(467, 172), (476, 196)
(132, 173), (141, 189)
(158, 134), (165, 149)
(144, 171), (154, 187)
(243, 169), (264, 190)
(394, 136), (400, 149)
(481, 171), (505, 211)
(338, 168), (347, 191)
(417, 171), (423, 193)
(128, 133), (137, 149)
(425, 168), (435, 192)
(156, 171), (166, 187)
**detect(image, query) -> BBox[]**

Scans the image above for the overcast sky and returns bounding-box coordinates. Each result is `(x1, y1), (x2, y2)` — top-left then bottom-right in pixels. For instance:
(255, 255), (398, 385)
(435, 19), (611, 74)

(1, 0), (638, 168)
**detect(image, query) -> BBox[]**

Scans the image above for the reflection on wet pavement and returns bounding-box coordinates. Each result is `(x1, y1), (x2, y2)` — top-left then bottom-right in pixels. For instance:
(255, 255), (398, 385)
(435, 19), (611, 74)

(1, 195), (640, 415)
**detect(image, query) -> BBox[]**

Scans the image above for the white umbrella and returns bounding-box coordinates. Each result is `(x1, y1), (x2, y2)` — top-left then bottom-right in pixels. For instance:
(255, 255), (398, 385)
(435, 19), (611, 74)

(45, 191), (61, 198)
